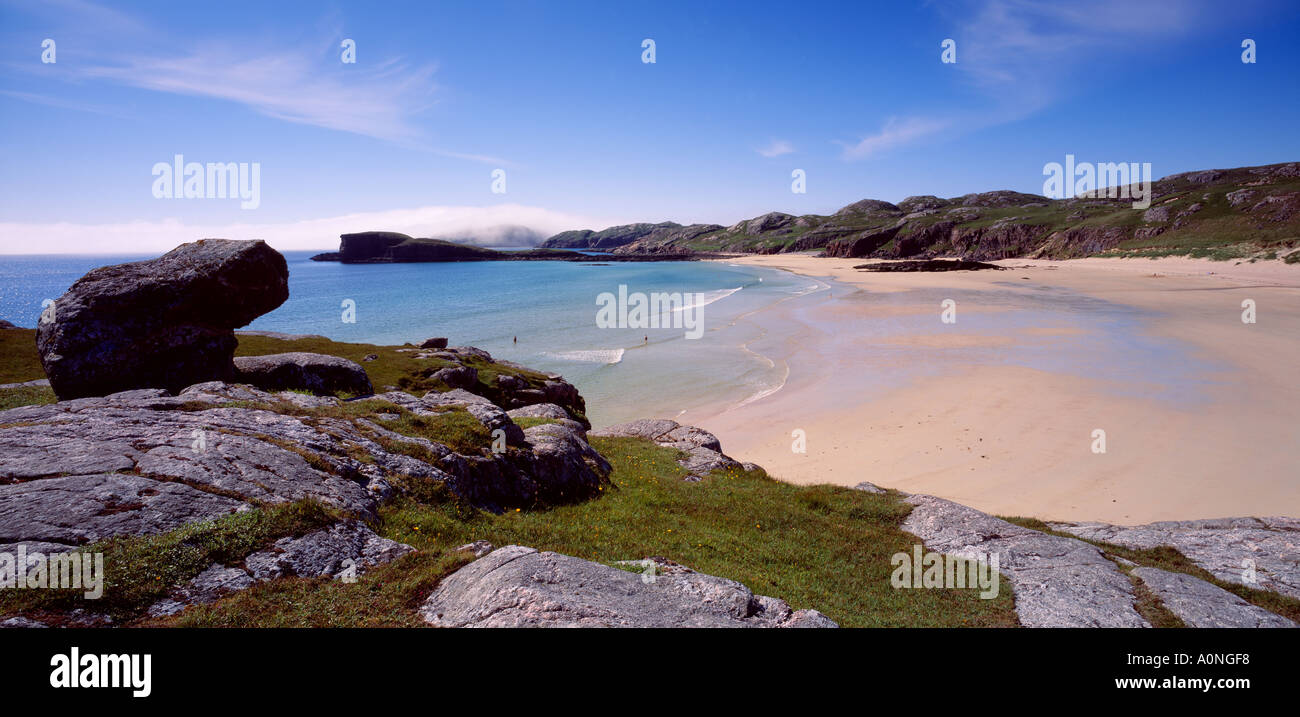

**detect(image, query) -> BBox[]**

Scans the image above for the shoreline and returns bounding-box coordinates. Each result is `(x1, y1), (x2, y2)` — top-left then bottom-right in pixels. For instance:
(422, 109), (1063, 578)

(681, 254), (1300, 525)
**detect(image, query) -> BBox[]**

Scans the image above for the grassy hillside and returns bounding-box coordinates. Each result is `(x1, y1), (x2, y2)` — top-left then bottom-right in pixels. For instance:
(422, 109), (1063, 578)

(566, 162), (1300, 261)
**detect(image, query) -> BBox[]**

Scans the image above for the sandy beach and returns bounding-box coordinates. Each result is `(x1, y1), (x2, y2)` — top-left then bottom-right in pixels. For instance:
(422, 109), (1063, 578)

(689, 255), (1300, 524)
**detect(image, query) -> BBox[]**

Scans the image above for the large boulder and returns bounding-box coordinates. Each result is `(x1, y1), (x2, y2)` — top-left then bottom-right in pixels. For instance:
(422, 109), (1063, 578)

(420, 545), (837, 628)
(36, 239), (288, 399)
(233, 352), (374, 397)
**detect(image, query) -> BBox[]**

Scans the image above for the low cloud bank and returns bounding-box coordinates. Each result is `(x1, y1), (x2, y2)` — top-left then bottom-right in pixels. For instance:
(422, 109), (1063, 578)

(0, 204), (615, 255)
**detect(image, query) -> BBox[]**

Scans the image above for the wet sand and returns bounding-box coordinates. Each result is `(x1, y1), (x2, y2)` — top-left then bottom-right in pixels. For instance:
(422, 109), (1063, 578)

(686, 255), (1300, 524)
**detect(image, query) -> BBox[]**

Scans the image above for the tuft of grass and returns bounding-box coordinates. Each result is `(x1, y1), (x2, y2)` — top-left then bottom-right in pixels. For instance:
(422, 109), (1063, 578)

(513, 416), (561, 429)
(154, 550), (474, 627)
(0, 384), (55, 410)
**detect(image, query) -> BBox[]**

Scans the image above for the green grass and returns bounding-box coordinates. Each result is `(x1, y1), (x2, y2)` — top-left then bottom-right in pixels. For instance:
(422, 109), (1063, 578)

(0, 499), (342, 623)
(159, 436), (1020, 628)
(0, 329), (43, 383)
(513, 416), (561, 429)
(0, 384), (54, 410)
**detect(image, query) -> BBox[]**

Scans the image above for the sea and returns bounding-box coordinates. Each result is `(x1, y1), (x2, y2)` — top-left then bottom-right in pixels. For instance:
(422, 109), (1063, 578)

(0, 251), (824, 426)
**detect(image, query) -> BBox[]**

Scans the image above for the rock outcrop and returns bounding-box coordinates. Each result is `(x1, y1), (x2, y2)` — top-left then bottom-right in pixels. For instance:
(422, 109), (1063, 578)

(591, 418), (742, 480)
(1051, 517), (1300, 600)
(1130, 567), (1295, 628)
(0, 376), (611, 551)
(233, 352), (374, 397)
(901, 494), (1149, 627)
(36, 239), (288, 400)
(420, 545), (837, 628)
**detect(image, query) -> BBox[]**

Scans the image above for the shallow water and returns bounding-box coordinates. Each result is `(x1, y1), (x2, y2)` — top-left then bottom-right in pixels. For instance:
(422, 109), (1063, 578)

(0, 252), (816, 426)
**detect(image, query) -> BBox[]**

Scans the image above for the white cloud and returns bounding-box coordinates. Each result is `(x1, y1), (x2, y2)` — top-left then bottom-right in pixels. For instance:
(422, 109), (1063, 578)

(756, 139), (795, 157)
(3, 1), (504, 162)
(0, 204), (620, 255)
(840, 117), (950, 160)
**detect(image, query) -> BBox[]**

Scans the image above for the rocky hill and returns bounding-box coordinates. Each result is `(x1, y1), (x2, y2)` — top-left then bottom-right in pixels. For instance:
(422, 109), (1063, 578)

(543, 162), (1300, 261)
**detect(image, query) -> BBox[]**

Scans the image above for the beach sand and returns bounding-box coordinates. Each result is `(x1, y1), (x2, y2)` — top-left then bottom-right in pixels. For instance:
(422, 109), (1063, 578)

(688, 255), (1300, 524)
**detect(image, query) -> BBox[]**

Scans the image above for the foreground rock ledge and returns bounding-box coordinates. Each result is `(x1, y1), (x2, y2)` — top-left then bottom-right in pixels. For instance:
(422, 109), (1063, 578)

(901, 494), (1148, 628)
(420, 545), (837, 628)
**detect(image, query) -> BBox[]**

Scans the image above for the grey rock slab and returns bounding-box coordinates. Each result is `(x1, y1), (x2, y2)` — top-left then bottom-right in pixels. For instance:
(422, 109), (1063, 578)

(244, 520), (414, 581)
(420, 545), (837, 628)
(135, 431), (376, 516)
(853, 481), (887, 494)
(1132, 567), (1295, 628)
(0, 616), (48, 628)
(233, 352), (373, 397)
(148, 563), (256, 617)
(1052, 517), (1300, 600)
(592, 419), (740, 480)
(902, 494), (1148, 628)
(0, 473), (247, 546)
(506, 403), (570, 421)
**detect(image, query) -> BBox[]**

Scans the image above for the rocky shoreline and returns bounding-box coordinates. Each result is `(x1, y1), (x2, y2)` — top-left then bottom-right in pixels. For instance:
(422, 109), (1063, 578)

(1, 239), (1295, 628)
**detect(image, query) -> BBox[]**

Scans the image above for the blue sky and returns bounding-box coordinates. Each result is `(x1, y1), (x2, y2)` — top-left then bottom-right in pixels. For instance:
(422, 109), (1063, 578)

(1, 0), (1297, 253)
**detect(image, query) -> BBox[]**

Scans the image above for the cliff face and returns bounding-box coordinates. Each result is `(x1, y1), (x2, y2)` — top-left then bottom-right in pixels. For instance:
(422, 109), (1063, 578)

(542, 161), (1300, 260)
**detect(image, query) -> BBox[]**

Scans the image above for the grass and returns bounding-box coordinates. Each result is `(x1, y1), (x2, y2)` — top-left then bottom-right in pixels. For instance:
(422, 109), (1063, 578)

(0, 328), (43, 383)
(0, 499), (342, 623)
(0, 384), (54, 410)
(154, 436), (1021, 628)
(1003, 517), (1300, 624)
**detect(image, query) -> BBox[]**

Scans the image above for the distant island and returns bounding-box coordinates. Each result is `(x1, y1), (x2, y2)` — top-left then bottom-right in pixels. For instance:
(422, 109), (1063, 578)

(310, 231), (707, 263)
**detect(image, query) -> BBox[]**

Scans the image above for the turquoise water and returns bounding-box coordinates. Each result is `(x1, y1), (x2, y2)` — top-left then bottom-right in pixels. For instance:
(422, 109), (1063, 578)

(0, 252), (1219, 427)
(0, 251), (818, 425)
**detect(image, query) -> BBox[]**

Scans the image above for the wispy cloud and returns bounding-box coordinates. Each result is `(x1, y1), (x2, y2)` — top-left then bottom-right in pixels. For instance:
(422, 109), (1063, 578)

(3, 1), (506, 163)
(756, 139), (795, 157)
(840, 117), (950, 160)
(78, 47), (439, 146)
(0, 89), (134, 119)
(0, 204), (620, 255)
